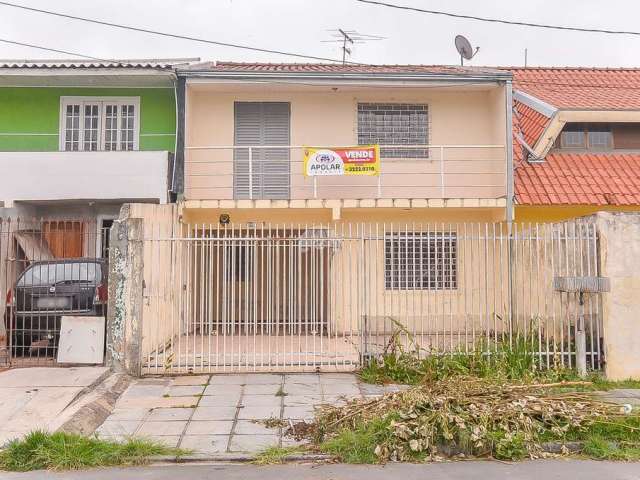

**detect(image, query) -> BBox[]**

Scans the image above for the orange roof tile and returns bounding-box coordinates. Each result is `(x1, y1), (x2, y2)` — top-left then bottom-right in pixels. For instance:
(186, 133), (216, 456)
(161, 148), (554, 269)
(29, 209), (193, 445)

(514, 100), (551, 147)
(515, 152), (640, 206)
(508, 67), (640, 110)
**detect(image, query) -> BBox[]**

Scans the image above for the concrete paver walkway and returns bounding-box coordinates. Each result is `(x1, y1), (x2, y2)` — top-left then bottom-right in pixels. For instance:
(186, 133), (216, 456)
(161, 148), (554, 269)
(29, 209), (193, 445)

(95, 373), (403, 456)
(0, 367), (109, 445)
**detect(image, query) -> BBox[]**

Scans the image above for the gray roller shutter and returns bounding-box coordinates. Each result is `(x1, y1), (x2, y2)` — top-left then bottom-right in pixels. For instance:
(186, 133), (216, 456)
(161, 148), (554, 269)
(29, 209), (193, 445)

(234, 102), (290, 199)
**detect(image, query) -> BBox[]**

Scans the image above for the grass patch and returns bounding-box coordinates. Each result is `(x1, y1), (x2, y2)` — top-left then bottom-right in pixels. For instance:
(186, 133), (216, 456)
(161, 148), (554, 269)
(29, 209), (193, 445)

(319, 416), (412, 463)
(275, 386), (288, 397)
(253, 446), (304, 465)
(0, 431), (187, 472)
(359, 340), (577, 386)
(555, 414), (640, 460)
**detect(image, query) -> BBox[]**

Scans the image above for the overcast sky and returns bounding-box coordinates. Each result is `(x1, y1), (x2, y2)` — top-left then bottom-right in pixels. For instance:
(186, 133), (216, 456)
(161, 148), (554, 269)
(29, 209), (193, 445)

(0, 0), (635, 67)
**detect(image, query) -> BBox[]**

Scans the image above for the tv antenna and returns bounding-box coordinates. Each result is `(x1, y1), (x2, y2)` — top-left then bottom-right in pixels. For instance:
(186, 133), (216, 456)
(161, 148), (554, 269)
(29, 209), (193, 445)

(323, 29), (386, 64)
(455, 35), (479, 66)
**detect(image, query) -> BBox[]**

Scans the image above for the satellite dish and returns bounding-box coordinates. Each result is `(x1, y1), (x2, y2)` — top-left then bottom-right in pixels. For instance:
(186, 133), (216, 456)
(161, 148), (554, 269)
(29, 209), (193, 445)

(455, 35), (479, 66)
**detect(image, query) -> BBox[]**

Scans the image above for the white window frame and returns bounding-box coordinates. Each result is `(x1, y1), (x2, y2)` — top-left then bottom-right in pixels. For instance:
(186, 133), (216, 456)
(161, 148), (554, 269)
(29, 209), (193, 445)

(59, 96), (140, 152)
(95, 214), (118, 258)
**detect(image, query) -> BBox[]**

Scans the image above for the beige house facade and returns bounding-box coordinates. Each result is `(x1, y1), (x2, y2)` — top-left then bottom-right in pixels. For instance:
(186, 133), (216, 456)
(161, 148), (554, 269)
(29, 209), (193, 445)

(118, 63), (528, 373)
(179, 62), (513, 225)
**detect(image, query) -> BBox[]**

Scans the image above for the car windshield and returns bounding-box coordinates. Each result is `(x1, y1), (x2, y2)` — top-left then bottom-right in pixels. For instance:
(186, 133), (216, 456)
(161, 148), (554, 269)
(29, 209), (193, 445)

(17, 262), (101, 287)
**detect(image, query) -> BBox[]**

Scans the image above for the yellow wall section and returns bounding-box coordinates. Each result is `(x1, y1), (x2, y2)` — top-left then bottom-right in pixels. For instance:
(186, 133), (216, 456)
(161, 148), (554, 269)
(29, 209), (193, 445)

(181, 207), (506, 226)
(515, 205), (640, 223)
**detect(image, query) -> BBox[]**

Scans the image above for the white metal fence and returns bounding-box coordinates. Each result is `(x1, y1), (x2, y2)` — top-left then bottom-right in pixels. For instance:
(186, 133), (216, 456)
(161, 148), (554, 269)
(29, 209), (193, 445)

(139, 220), (602, 374)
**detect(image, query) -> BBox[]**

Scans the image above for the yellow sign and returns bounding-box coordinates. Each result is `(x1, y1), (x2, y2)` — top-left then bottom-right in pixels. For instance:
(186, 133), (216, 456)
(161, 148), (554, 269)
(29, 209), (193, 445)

(303, 145), (380, 176)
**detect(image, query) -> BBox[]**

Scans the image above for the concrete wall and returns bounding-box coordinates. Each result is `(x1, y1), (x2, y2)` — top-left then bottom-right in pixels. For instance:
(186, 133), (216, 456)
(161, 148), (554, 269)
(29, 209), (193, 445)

(594, 212), (640, 380)
(109, 206), (640, 379)
(185, 83), (507, 201)
(106, 203), (180, 375)
(0, 151), (170, 205)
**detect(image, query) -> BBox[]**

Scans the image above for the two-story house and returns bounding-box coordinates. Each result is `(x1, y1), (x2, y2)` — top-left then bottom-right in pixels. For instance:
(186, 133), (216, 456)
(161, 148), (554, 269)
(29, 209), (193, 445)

(510, 67), (640, 222)
(0, 59), (190, 365)
(131, 62), (516, 373)
(0, 59), (187, 259)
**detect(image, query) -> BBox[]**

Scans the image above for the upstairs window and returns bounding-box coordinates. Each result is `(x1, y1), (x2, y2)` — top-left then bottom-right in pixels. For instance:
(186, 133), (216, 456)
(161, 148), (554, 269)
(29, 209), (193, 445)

(357, 103), (429, 158)
(60, 97), (140, 152)
(588, 129), (612, 149)
(558, 123), (612, 151)
(560, 127), (586, 149)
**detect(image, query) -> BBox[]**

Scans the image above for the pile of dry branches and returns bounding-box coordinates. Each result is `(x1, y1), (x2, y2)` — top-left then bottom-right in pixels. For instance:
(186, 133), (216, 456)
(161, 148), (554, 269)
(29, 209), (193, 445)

(310, 378), (620, 461)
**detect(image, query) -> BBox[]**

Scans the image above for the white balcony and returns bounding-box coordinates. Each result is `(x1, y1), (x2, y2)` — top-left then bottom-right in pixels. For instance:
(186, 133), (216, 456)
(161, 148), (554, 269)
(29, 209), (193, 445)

(185, 145), (506, 203)
(0, 151), (171, 206)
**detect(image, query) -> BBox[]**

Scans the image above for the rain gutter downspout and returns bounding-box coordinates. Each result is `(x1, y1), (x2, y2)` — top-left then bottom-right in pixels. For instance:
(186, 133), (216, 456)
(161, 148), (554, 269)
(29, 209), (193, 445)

(173, 73), (186, 200)
(505, 79), (516, 341)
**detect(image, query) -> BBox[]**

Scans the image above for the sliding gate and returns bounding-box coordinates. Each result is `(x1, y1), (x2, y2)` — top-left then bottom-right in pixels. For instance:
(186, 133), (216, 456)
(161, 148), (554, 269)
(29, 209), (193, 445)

(140, 220), (603, 374)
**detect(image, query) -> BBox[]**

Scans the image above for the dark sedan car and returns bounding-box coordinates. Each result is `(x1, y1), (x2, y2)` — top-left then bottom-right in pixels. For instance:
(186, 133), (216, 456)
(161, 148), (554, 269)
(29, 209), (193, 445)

(5, 258), (108, 356)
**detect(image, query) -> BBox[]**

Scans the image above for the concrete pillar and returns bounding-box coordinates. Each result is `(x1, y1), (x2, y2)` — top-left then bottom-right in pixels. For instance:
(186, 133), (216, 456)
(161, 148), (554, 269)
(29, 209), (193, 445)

(595, 212), (640, 380)
(106, 215), (144, 376)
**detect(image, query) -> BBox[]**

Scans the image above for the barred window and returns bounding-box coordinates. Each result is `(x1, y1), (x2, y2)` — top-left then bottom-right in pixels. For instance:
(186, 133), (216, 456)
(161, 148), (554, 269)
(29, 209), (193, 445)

(384, 232), (457, 290)
(357, 103), (428, 158)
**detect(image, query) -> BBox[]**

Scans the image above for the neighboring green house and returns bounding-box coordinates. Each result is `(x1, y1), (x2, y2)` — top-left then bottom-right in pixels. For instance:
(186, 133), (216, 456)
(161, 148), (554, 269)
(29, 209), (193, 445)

(0, 86), (176, 152)
(0, 59), (189, 257)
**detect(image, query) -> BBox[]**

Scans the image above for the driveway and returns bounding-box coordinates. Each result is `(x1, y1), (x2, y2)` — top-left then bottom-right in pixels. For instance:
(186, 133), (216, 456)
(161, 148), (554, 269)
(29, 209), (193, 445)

(0, 367), (109, 445)
(94, 373), (403, 457)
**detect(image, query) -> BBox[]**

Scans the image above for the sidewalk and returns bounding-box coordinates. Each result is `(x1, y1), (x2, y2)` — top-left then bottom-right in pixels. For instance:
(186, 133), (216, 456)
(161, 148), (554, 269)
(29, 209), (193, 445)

(95, 373), (404, 457)
(0, 367), (109, 445)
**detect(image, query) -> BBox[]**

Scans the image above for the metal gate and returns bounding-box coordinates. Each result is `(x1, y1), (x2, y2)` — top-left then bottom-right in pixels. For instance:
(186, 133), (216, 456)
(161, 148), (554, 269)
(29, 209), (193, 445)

(1, 217), (109, 367)
(140, 219), (603, 374)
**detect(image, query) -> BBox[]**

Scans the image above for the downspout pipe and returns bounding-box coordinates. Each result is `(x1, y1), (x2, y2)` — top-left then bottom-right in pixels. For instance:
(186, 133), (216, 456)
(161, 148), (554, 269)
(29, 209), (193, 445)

(173, 75), (187, 200)
(505, 80), (514, 224)
(505, 79), (516, 342)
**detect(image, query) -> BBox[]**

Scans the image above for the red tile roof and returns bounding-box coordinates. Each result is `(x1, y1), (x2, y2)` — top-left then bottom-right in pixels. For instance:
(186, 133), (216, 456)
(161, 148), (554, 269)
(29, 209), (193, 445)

(182, 61), (508, 77)
(515, 152), (640, 206)
(514, 100), (551, 147)
(508, 67), (640, 110)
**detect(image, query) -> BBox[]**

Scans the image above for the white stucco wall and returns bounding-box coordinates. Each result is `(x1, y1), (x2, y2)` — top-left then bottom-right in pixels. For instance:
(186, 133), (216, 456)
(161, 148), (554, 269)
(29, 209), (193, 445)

(0, 151), (170, 205)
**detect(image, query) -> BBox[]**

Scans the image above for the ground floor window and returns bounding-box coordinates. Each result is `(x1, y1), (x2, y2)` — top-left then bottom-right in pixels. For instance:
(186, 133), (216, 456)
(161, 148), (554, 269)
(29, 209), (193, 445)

(384, 232), (457, 290)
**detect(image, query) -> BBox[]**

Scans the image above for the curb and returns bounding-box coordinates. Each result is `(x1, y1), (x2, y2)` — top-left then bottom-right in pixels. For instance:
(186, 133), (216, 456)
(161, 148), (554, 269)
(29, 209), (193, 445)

(149, 453), (332, 464)
(58, 373), (132, 436)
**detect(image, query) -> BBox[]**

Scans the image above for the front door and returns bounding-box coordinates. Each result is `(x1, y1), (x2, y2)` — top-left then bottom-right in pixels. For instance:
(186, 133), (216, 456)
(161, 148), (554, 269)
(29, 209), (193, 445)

(233, 102), (291, 199)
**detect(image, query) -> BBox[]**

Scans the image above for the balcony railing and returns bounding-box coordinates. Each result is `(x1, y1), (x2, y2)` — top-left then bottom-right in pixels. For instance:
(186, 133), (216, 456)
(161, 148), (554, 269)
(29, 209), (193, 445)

(185, 145), (506, 201)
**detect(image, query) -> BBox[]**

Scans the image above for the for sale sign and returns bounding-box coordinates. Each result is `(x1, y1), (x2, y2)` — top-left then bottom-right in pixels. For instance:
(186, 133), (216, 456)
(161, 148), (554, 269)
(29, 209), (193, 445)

(303, 145), (380, 176)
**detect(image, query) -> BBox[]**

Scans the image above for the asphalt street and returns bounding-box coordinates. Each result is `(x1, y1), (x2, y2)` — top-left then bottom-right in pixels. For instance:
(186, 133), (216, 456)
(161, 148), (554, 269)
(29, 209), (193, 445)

(1, 460), (639, 480)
